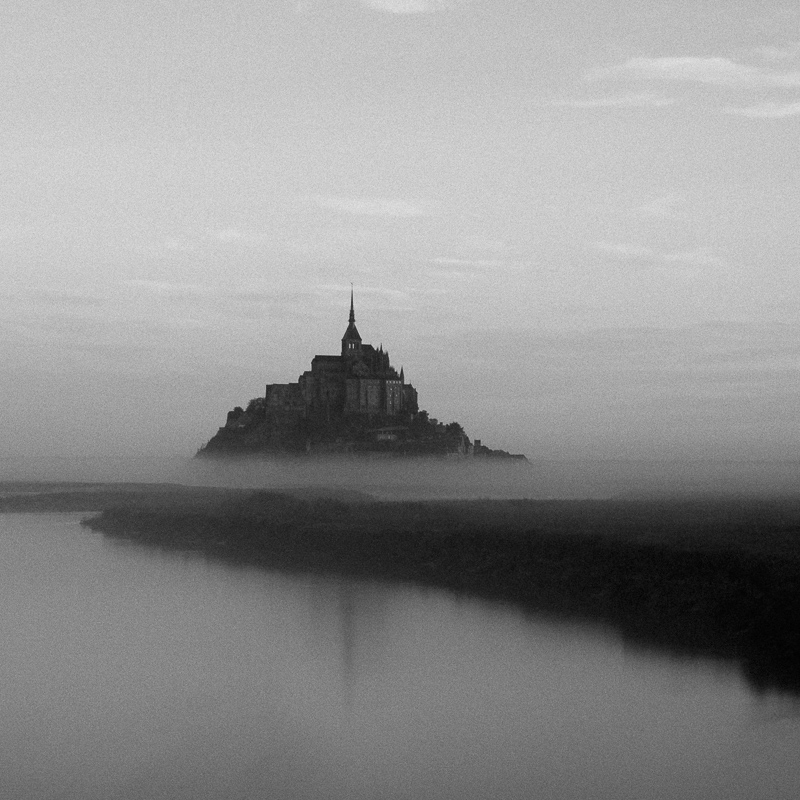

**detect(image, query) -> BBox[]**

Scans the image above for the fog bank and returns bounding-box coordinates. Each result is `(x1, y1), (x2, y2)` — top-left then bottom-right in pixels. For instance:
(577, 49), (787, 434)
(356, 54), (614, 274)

(2, 456), (799, 500)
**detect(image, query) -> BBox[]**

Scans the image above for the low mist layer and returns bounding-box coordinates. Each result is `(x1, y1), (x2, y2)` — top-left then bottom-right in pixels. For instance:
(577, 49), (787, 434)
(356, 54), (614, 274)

(2, 455), (799, 500)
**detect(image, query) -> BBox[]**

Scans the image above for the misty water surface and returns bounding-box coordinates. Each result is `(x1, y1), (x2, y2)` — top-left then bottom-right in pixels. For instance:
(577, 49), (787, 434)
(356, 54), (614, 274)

(2, 513), (799, 800)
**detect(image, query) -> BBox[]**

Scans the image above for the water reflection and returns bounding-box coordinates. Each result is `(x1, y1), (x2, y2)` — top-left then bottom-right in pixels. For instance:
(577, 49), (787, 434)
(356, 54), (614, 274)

(2, 514), (800, 800)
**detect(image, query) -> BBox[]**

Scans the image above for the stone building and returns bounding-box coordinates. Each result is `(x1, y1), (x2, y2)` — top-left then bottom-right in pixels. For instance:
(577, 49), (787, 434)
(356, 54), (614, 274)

(266, 291), (418, 423)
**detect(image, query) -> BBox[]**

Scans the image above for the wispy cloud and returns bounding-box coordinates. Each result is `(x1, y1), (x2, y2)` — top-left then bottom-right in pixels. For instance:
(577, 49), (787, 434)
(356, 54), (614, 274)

(225, 289), (314, 305)
(0, 287), (111, 325)
(213, 228), (246, 242)
(427, 256), (522, 276)
(592, 242), (656, 260)
(356, 0), (466, 13)
(163, 237), (196, 254)
(722, 100), (800, 118)
(630, 192), (687, 219)
(750, 43), (800, 63)
(662, 248), (726, 267)
(207, 228), (273, 244)
(310, 195), (433, 218)
(122, 279), (215, 298)
(431, 257), (510, 268)
(32, 288), (109, 308)
(546, 92), (676, 109)
(592, 242), (725, 269)
(588, 57), (800, 87)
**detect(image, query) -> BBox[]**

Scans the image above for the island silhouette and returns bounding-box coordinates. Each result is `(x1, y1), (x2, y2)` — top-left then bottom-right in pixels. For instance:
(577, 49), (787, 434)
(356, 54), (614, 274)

(197, 291), (526, 460)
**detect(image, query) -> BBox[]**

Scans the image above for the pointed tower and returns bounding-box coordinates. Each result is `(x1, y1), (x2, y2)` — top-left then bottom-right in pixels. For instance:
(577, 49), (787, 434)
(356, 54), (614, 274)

(341, 287), (362, 357)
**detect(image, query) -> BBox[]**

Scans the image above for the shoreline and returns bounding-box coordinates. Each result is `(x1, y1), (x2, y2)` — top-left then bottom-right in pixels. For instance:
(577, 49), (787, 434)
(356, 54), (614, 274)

(3, 481), (799, 695)
(70, 486), (800, 697)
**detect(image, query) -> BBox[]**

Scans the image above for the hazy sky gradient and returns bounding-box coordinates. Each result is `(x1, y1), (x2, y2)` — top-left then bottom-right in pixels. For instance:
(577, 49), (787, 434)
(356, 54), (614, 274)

(2, 1), (799, 459)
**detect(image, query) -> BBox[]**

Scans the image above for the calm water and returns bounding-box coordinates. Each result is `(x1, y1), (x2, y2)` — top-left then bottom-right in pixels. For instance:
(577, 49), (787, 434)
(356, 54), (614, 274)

(2, 514), (799, 800)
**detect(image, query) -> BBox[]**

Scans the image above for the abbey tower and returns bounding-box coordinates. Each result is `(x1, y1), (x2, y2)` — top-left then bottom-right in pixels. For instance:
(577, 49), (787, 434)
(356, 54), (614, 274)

(263, 290), (417, 422)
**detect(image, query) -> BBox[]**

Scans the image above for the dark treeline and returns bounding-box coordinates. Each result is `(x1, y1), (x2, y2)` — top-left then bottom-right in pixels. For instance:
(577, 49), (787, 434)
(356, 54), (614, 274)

(76, 489), (800, 696)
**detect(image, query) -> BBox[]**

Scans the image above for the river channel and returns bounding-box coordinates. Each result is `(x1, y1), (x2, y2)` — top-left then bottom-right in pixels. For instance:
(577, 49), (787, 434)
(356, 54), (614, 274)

(2, 513), (799, 799)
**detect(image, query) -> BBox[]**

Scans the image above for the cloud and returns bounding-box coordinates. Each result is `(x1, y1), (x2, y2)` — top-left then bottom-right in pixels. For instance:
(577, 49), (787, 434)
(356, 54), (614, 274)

(588, 57), (800, 87)
(32, 289), (109, 308)
(226, 289), (314, 304)
(592, 242), (656, 260)
(722, 100), (800, 118)
(630, 192), (687, 219)
(163, 237), (196, 253)
(0, 288), (110, 331)
(592, 243), (725, 269)
(547, 93), (676, 109)
(426, 256), (524, 278)
(431, 257), (510, 267)
(310, 195), (433, 218)
(448, 321), (800, 389)
(208, 228), (273, 244)
(750, 43), (800, 63)
(662, 248), (726, 267)
(355, 0), (466, 13)
(213, 228), (245, 242)
(122, 279), (215, 298)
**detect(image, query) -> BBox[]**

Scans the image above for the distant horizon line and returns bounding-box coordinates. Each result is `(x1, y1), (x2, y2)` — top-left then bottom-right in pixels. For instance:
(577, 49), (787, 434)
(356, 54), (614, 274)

(2, 455), (799, 465)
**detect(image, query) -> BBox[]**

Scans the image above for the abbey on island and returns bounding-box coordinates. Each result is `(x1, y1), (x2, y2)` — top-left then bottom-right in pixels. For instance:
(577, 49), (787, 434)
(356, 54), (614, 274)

(265, 290), (419, 422)
(198, 292), (524, 459)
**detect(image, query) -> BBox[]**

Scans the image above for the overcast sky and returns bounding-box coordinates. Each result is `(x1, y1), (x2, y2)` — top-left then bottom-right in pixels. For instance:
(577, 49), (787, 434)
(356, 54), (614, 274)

(2, 0), (799, 461)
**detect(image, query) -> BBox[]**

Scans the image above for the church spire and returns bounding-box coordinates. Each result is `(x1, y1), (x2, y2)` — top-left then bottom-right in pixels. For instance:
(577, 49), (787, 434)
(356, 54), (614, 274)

(342, 285), (362, 357)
